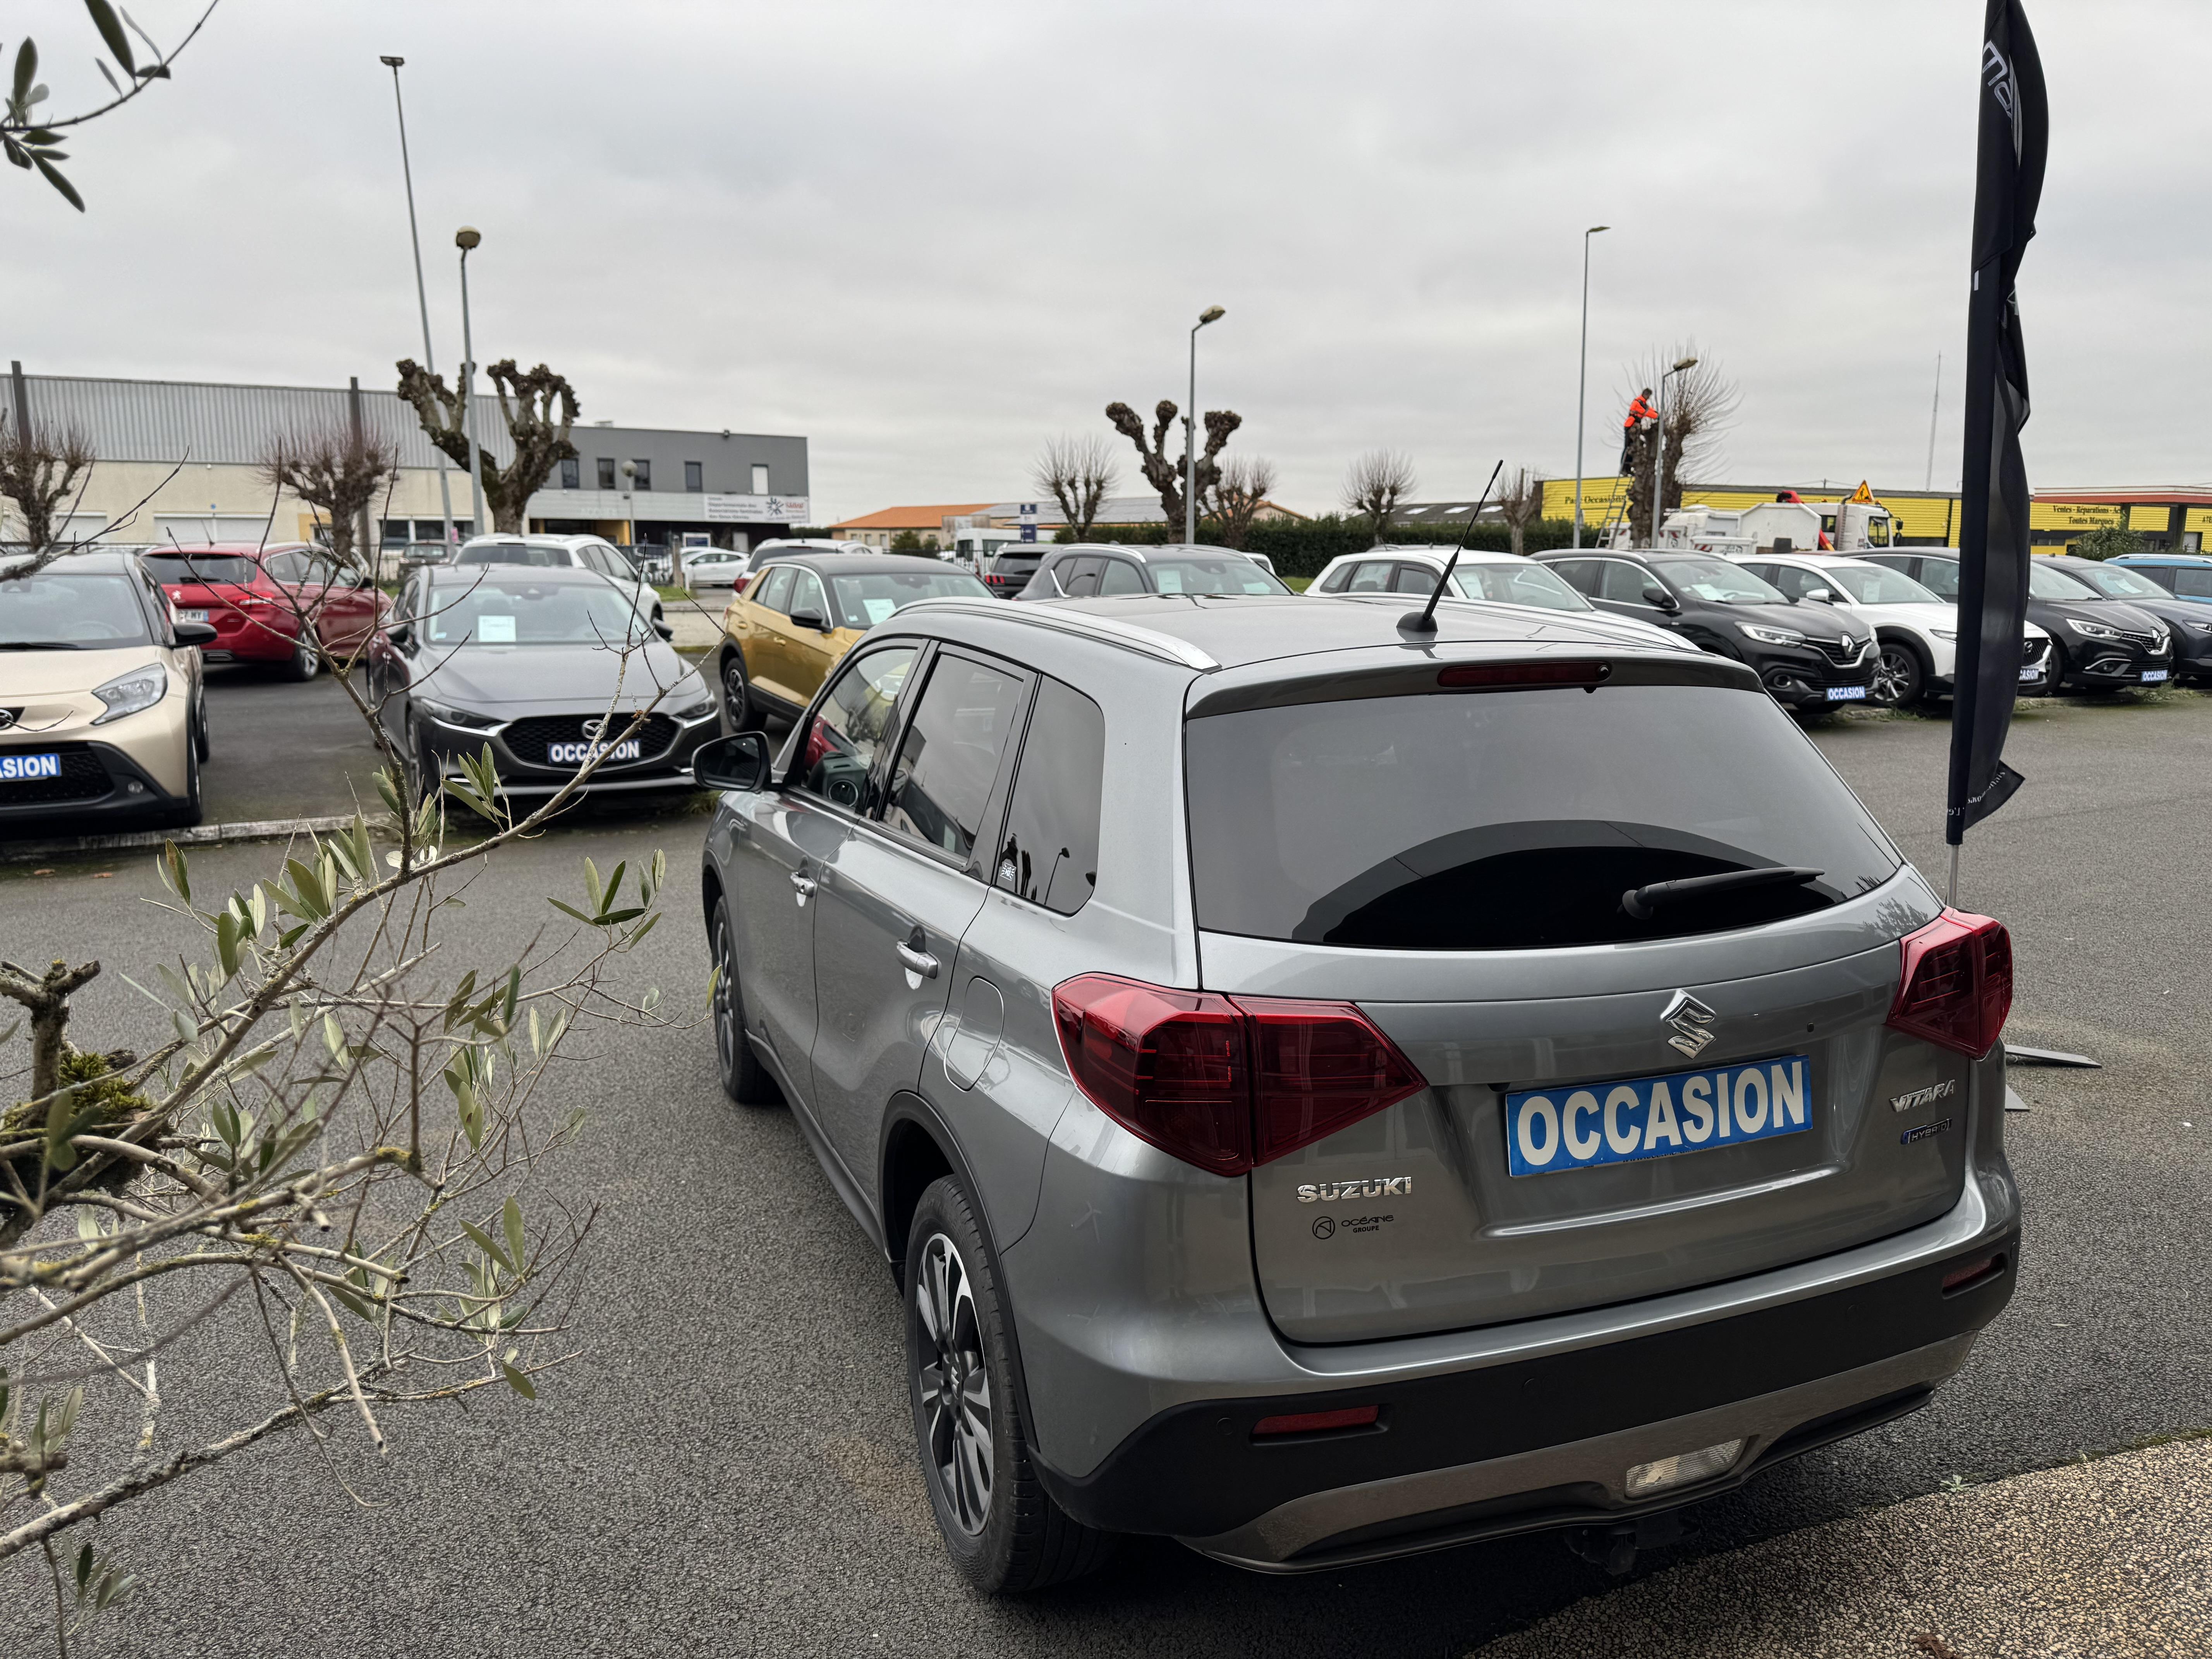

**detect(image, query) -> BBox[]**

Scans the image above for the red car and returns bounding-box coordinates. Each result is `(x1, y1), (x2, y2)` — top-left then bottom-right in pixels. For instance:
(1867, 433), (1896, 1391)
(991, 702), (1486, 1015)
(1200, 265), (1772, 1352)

(141, 544), (387, 679)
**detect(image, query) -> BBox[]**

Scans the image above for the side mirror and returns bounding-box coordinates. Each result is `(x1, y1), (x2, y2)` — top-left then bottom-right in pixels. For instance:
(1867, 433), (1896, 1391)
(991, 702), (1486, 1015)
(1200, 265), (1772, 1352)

(174, 620), (218, 647)
(788, 610), (832, 633)
(653, 620), (675, 641)
(693, 730), (772, 792)
(385, 622), (413, 650)
(1803, 586), (1836, 603)
(1640, 584), (1679, 612)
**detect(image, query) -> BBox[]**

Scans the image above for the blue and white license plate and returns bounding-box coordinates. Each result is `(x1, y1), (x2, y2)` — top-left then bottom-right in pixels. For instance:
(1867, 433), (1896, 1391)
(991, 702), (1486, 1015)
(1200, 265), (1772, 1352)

(1825, 684), (1868, 702)
(2142, 669), (2169, 684)
(1505, 1055), (1812, 1176)
(2019, 664), (2042, 682)
(546, 738), (641, 766)
(0, 752), (63, 783)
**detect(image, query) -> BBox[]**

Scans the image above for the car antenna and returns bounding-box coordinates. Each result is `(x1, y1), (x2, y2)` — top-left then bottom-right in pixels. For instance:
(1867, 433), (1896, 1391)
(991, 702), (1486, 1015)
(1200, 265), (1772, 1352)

(1400, 459), (1504, 635)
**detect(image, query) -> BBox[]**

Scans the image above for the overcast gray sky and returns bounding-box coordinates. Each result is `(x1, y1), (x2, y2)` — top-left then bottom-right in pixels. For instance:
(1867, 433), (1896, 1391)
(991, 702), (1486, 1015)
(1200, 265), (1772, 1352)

(7, 1), (2205, 520)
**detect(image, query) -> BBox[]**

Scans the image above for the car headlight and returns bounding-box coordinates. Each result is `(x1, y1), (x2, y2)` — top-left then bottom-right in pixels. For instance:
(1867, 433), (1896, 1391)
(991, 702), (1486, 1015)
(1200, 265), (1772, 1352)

(1929, 626), (1959, 641)
(416, 698), (502, 731)
(1740, 624), (1806, 646)
(669, 677), (715, 719)
(91, 663), (167, 725)
(2065, 617), (2121, 640)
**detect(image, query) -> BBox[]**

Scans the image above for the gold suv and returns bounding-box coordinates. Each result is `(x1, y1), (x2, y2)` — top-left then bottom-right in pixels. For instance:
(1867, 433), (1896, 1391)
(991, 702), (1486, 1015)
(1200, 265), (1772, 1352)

(0, 550), (215, 828)
(713, 552), (988, 730)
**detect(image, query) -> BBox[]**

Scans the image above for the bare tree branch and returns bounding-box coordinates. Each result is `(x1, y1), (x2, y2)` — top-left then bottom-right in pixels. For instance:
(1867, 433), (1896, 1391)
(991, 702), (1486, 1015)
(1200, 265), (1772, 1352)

(1343, 450), (1417, 545)
(1032, 434), (1119, 542)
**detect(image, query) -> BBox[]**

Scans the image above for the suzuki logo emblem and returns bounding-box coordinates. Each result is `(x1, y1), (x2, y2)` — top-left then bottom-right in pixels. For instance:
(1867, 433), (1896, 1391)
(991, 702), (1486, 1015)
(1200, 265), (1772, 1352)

(1660, 991), (1719, 1059)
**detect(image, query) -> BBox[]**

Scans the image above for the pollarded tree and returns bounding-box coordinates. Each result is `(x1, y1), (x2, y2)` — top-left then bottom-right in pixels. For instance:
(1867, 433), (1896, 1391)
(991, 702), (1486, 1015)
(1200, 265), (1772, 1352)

(0, 412), (93, 566)
(395, 358), (580, 534)
(1621, 350), (1739, 546)
(1105, 400), (1242, 541)
(257, 421), (399, 580)
(1206, 455), (1278, 551)
(1343, 450), (1416, 545)
(1033, 434), (1120, 543)
(1496, 465), (1546, 556)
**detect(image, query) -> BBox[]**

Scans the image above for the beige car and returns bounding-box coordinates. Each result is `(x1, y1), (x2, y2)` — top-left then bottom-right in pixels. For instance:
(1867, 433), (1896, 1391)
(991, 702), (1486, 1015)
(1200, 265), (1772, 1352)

(0, 550), (214, 829)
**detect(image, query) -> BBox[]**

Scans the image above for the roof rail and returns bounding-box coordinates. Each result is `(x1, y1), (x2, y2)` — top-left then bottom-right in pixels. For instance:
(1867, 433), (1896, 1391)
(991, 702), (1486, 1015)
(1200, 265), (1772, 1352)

(894, 597), (1220, 671)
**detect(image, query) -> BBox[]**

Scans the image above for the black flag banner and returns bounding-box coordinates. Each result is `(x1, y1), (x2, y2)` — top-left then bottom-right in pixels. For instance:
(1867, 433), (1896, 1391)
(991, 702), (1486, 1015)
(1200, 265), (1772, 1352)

(1947, 0), (2048, 847)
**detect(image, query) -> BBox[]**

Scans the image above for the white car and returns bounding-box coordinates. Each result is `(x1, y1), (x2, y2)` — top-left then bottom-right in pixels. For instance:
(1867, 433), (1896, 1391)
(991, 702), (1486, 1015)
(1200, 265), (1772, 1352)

(453, 533), (663, 625)
(1307, 545), (1690, 649)
(678, 548), (750, 590)
(1734, 553), (2054, 707)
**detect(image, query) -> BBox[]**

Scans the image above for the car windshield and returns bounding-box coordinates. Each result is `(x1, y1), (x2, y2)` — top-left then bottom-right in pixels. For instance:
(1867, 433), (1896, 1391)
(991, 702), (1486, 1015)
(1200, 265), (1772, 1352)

(0, 573), (154, 647)
(2027, 562), (2099, 600)
(1453, 562), (1591, 611)
(1185, 683), (1898, 950)
(456, 544), (572, 568)
(1654, 558), (1786, 603)
(424, 580), (649, 646)
(2061, 562), (2167, 600)
(1147, 555), (1289, 595)
(1819, 564), (1940, 605)
(142, 552), (260, 586)
(825, 570), (990, 629)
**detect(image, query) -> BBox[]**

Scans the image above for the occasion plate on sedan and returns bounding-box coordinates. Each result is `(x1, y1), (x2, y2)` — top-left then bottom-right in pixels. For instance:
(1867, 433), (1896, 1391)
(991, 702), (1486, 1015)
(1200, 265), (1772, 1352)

(0, 753), (64, 782)
(1505, 1055), (1812, 1176)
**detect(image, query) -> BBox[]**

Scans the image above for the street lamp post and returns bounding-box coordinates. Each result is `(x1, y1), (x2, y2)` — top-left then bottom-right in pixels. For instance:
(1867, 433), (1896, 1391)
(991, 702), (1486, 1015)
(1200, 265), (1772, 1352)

(380, 55), (455, 553)
(1573, 225), (1609, 549)
(1186, 305), (1224, 546)
(456, 225), (484, 538)
(1650, 354), (1699, 546)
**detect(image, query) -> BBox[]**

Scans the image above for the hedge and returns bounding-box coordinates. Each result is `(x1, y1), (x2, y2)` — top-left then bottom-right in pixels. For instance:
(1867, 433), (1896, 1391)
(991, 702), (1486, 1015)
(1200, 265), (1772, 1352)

(1057, 515), (1597, 579)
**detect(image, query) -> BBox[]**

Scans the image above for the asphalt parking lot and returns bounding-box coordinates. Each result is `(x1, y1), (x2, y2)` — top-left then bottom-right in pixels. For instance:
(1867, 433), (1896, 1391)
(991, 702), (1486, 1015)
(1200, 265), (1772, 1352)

(3, 689), (2207, 1654)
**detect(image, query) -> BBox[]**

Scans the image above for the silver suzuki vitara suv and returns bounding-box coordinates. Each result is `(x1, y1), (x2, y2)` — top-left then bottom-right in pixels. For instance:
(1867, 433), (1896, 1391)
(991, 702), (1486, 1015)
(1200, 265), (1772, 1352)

(692, 589), (2018, 1591)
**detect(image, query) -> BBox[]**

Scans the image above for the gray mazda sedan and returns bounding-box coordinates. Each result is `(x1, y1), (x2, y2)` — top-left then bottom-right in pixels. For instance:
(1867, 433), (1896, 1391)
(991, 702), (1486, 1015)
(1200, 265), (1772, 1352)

(369, 565), (718, 806)
(690, 591), (2019, 1590)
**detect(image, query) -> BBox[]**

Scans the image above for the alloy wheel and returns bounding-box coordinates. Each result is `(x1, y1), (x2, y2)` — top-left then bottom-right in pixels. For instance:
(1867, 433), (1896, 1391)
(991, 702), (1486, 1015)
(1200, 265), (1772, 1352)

(721, 656), (752, 726)
(712, 915), (740, 1079)
(914, 1232), (994, 1536)
(1871, 644), (1916, 707)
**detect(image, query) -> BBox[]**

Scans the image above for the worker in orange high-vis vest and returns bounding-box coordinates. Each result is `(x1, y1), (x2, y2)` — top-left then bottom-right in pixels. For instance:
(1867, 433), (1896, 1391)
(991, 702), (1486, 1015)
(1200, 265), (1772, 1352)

(1620, 389), (1659, 473)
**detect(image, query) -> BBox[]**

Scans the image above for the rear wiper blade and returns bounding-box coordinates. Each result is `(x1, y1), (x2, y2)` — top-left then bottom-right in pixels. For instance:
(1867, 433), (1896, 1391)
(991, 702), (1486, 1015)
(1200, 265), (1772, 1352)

(0, 641), (83, 650)
(1622, 866), (1824, 921)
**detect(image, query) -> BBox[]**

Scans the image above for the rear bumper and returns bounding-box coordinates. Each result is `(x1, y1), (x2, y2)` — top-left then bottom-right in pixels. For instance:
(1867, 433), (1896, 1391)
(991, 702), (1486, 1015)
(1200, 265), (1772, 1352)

(196, 611), (302, 663)
(1044, 1236), (2012, 1566)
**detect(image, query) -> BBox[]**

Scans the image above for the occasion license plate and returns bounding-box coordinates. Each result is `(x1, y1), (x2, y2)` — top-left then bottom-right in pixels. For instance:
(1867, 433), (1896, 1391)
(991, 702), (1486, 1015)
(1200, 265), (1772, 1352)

(546, 739), (641, 765)
(1505, 1055), (1811, 1176)
(177, 608), (210, 623)
(0, 752), (64, 783)
(2142, 669), (2169, 684)
(2019, 664), (2041, 681)
(1825, 684), (1868, 701)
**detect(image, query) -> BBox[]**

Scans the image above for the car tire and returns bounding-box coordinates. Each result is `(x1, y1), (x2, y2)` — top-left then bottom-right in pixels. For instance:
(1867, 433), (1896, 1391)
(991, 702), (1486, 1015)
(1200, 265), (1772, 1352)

(281, 630), (319, 682)
(1870, 638), (1927, 709)
(194, 686), (211, 761)
(166, 728), (204, 829)
(719, 651), (761, 735)
(403, 717), (435, 809)
(710, 898), (781, 1106)
(905, 1174), (1115, 1594)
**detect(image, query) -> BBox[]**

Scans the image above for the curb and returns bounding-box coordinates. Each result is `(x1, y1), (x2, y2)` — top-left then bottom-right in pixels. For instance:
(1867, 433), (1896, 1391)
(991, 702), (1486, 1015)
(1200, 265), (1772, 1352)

(1, 814), (358, 865)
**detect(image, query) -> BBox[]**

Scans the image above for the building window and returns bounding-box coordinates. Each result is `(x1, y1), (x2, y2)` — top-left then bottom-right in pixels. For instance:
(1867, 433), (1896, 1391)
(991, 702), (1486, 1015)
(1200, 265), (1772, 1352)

(597, 457), (616, 490)
(631, 459), (652, 492)
(751, 463), (769, 494)
(559, 457), (580, 490)
(685, 460), (703, 493)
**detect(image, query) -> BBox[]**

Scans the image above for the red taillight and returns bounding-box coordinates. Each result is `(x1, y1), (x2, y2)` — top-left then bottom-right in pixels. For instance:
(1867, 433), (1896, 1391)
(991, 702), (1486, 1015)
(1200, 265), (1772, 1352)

(1437, 661), (1611, 690)
(1940, 1253), (2006, 1295)
(1888, 908), (2013, 1058)
(733, 574), (754, 593)
(1051, 974), (1426, 1176)
(1253, 1404), (1380, 1438)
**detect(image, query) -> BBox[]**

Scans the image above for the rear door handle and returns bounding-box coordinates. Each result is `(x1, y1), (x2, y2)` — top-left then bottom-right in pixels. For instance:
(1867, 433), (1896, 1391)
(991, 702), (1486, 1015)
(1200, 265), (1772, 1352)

(896, 941), (939, 979)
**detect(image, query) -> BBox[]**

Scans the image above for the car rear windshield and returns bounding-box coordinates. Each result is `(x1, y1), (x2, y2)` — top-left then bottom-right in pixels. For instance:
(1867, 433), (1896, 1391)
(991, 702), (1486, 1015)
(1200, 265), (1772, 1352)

(988, 551), (1042, 573)
(0, 574), (155, 647)
(143, 553), (259, 585)
(1185, 683), (1899, 950)
(457, 544), (568, 567)
(1147, 556), (1288, 595)
(825, 570), (990, 629)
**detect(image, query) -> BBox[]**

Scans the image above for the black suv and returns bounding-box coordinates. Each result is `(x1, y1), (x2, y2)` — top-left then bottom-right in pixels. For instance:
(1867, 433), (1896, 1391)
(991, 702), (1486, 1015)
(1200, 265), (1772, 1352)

(1537, 550), (1876, 713)
(1863, 552), (2174, 693)
(1014, 543), (1288, 600)
(2034, 555), (2212, 685)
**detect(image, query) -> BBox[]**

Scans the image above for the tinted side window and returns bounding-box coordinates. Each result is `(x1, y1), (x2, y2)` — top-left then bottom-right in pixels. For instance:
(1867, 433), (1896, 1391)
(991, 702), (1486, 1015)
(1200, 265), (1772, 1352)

(1316, 565), (1354, 594)
(882, 653), (1027, 861)
(1097, 558), (1146, 596)
(994, 678), (1106, 915)
(1345, 561), (1393, 593)
(1548, 558), (1600, 596)
(1390, 563), (1439, 595)
(1760, 563), (1816, 599)
(1058, 556), (1104, 598)
(752, 566), (795, 613)
(1598, 561), (1656, 603)
(795, 646), (918, 812)
(2172, 567), (2212, 599)
(787, 570), (829, 622)
(263, 551), (305, 582)
(1915, 560), (1962, 599)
